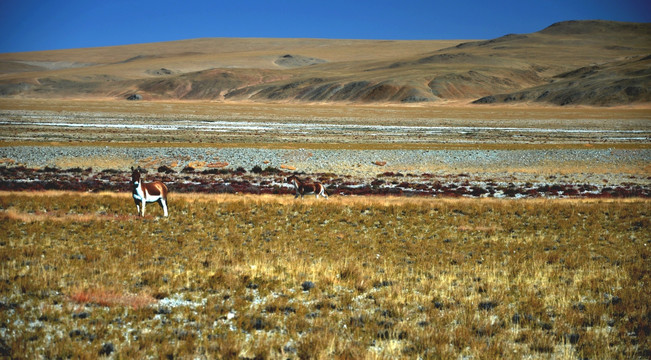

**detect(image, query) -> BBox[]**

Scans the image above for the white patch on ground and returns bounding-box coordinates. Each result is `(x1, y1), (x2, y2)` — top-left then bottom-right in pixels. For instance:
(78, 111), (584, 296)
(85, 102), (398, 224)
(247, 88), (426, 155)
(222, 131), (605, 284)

(157, 294), (206, 308)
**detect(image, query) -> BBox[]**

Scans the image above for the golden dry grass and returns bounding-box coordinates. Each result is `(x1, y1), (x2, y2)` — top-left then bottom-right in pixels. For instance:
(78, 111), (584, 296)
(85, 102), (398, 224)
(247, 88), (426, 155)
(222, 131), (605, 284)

(3, 98), (650, 120)
(1, 192), (649, 359)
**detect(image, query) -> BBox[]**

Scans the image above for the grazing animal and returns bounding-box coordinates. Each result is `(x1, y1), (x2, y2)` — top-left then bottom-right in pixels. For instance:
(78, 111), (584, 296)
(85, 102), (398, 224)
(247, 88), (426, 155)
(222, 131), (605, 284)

(287, 175), (328, 199)
(131, 167), (169, 217)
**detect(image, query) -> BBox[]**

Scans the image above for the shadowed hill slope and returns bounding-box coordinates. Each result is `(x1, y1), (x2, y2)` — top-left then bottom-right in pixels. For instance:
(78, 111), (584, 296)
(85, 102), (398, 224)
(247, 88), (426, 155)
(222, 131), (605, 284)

(0, 20), (649, 106)
(474, 55), (651, 106)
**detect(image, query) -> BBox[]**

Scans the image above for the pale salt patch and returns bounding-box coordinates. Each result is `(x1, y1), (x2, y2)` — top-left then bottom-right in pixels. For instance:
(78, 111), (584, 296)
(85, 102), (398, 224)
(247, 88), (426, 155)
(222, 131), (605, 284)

(157, 294), (206, 308)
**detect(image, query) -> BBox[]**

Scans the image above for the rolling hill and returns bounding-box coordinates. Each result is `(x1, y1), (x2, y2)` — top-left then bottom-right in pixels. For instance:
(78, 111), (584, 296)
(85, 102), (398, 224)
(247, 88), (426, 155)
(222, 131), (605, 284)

(0, 20), (649, 106)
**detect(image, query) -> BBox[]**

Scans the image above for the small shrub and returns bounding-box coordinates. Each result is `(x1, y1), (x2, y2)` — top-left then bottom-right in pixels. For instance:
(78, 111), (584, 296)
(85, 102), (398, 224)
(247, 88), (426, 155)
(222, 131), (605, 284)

(157, 166), (176, 174)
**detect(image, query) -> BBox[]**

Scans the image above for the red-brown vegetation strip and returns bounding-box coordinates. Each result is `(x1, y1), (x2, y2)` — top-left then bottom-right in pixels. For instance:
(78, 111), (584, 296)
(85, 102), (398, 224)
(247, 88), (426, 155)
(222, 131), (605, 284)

(69, 288), (156, 309)
(2, 165), (648, 198)
(0, 208), (132, 222)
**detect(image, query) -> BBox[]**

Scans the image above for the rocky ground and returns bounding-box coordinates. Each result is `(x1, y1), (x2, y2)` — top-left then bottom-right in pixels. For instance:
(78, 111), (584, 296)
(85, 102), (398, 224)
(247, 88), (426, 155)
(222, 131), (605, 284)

(1, 145), (649, 198)
(1, 102), (649, 198)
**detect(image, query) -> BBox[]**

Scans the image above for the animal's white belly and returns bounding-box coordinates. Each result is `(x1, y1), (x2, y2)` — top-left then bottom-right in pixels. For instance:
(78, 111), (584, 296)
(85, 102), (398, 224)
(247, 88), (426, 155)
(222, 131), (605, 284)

(144, 194), (162, 203)
(133, 193), (162, 203)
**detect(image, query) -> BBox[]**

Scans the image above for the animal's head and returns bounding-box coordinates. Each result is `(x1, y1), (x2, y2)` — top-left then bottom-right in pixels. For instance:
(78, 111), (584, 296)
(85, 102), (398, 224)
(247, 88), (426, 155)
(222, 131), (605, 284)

(131, 167), (142, 185)
(286, 175), (298, 185)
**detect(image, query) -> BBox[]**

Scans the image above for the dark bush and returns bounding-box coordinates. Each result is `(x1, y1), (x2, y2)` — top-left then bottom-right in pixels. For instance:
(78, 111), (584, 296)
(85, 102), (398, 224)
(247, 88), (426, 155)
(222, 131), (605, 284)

(157, 165), (176, 174)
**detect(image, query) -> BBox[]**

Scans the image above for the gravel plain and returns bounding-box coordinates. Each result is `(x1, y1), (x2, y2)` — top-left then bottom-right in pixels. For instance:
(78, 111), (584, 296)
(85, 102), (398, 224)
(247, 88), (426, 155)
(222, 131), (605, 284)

(1, 103), (649, 195)
(1, 145), (649, 177)
(1, 145), (649, 194)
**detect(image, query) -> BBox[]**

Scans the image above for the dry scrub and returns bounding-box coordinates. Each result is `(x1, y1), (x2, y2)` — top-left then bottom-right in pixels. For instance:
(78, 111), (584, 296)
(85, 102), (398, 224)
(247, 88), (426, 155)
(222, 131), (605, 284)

(0, 193), (649, 359)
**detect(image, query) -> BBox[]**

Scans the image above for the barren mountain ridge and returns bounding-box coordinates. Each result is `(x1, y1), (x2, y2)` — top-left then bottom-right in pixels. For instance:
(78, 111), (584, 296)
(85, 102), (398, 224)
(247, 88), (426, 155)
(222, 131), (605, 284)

(0, 20), (649, 106)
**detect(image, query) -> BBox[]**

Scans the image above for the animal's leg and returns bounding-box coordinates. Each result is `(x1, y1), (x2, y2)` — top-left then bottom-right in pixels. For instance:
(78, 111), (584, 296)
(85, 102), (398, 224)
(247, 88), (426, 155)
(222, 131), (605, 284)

(141, 200), (146, 217)
(160, 198), (169, 217)
(134, 199), (141, 216)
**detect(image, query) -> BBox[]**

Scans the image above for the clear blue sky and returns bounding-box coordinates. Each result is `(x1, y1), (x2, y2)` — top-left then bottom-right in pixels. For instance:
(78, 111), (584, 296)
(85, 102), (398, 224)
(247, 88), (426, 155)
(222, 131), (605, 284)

(1, 0), (649, 53)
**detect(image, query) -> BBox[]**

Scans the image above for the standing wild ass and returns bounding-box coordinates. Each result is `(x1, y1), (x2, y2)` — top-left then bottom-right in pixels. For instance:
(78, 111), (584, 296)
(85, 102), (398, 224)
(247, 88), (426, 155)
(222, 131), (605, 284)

(131, 167), (169, 217)
(287, 175), (328, 199)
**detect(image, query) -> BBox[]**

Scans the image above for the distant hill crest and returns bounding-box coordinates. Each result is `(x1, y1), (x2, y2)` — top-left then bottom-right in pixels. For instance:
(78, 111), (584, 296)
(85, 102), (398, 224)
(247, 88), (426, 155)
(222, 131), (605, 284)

(0, 20), (649, 106)
(539, 19), (651, 35)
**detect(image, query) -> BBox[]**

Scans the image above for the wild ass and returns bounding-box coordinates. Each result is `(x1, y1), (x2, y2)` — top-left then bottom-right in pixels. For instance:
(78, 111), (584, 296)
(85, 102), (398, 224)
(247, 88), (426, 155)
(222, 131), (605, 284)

(131, 167), (169, 217)
(287, 175), (328, 199)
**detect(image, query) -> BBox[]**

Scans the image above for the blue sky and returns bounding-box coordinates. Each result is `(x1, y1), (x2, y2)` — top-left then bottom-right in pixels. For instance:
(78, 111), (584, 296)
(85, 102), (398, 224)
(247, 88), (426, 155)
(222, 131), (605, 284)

(1, 0), (649, 53)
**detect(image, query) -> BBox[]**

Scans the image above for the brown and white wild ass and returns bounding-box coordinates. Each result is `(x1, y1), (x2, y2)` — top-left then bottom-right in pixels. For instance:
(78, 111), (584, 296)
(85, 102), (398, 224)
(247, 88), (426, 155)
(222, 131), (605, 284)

(287, 175), (328, 199)
(131, 167), (169, 217)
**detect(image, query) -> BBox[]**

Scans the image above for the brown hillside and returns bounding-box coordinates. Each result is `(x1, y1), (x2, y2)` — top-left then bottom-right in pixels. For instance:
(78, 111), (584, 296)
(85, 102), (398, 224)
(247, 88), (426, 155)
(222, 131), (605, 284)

(0, 20), (649, 105)
(474, 55), (651, 106)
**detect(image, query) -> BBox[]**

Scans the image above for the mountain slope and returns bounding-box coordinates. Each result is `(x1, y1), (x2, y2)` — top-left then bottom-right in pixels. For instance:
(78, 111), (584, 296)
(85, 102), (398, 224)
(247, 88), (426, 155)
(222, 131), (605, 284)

(0, 20), (649, 106)
(474, 55), (651, 106)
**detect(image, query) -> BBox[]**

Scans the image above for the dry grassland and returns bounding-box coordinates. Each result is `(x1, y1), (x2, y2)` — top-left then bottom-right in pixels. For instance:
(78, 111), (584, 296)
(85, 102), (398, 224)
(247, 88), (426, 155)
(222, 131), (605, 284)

(1, 192), (649, 359)
(3, 98), (650, 122)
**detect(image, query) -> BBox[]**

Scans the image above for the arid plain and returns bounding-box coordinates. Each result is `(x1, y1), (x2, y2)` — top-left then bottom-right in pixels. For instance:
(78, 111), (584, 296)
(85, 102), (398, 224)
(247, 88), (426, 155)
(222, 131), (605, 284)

(0, 20), (650, 359)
